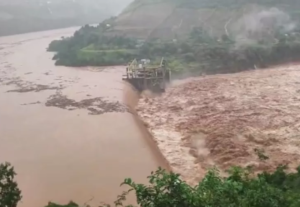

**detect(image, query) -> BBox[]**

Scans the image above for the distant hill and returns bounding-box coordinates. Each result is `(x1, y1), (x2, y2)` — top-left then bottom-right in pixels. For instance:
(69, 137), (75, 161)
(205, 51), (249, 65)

(112, 0), (300, 39)
(47, 0), (300, 77)
(0, 0), (132, 36)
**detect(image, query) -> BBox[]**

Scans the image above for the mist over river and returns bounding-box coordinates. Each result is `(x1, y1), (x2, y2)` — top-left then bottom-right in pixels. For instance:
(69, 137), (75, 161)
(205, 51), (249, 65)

(0, 27), (167, 207)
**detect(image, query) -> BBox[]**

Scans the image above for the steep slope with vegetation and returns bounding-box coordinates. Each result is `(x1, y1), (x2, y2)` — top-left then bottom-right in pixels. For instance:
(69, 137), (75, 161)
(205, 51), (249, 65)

(48, 0), (300, 77)
(0, 0), (132, 36)
(114, 0), (300, 39)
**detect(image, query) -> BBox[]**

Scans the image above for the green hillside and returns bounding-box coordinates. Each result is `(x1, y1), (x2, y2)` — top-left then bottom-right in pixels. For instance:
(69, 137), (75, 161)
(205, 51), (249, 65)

(47, 0), (300, 77)
(113, 0), (300, 39)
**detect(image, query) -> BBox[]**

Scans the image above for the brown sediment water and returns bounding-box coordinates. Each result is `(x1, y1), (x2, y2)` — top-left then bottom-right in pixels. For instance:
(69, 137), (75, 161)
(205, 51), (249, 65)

(0, 28), (168, 207)
(137, 66), (300, 185)
(123, 86), (172, 173)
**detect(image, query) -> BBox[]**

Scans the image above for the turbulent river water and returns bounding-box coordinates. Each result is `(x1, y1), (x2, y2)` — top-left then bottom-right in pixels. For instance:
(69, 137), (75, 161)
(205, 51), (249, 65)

(0, 28), (167, 207)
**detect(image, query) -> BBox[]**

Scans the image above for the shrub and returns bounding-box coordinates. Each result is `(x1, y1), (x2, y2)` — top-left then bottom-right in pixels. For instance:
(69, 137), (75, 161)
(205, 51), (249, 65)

(1, 161), (300, 207)
(98, 166), (298, 207)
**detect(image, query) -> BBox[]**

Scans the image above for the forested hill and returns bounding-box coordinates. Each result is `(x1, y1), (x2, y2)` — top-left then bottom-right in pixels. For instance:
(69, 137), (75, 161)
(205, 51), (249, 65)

(113, 0), (300, 39)
(47, 0), (300, 76)
(0, 0), (132, 36)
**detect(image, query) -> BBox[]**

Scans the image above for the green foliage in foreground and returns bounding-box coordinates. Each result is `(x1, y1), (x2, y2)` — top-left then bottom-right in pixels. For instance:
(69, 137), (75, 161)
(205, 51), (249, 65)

(0, 162), (22, 207)
(2, 159), (300, 207)
(46, 165), (300, 207)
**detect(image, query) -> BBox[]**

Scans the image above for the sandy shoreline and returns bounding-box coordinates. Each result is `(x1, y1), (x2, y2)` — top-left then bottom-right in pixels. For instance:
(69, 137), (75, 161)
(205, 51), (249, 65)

(136, 65), (300, 185)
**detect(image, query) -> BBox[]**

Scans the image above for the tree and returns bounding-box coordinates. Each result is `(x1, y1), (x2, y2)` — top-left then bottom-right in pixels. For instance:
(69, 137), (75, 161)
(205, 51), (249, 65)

(0, 162), (22, 207)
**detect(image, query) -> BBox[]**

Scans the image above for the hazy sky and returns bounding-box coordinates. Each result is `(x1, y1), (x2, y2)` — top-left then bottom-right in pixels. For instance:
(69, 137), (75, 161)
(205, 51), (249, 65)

(0, 0), (134, 15)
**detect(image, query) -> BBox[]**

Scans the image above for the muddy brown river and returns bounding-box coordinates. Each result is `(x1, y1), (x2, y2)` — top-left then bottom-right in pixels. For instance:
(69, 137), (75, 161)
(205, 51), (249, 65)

(0, 28), (167, 207)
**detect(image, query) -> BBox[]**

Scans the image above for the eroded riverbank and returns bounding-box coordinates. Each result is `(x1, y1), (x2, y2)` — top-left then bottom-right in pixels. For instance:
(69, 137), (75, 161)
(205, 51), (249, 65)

(137, 66), (300, 185)
(0, 28), (168, 207)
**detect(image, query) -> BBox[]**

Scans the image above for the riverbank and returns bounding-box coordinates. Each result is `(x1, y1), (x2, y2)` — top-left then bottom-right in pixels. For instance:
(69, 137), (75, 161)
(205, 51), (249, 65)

(136, 65), (300, 185)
